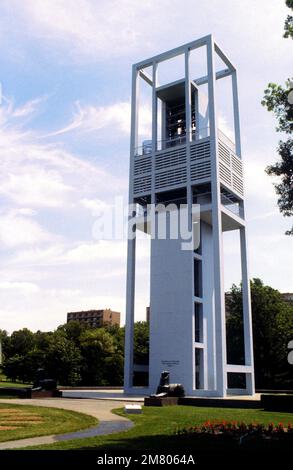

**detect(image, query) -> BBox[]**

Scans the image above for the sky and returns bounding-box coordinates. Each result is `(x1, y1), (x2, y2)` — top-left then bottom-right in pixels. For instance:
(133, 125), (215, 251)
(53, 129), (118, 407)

(0, 0), (292, 333)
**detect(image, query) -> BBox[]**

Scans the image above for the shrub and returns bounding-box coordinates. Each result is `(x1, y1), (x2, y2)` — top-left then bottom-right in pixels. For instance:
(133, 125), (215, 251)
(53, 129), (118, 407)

(175, 420), (293, 438)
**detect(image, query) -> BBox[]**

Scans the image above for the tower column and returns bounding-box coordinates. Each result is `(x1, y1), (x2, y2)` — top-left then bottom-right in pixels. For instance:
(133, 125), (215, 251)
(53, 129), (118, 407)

(124, 66), (139, 391)
(232, 66), (255, 395)
(240, 226), (255, 395)
(151, 61), (158, 205)
(232, 70), (242, 158)
(207, 35), (227, 396)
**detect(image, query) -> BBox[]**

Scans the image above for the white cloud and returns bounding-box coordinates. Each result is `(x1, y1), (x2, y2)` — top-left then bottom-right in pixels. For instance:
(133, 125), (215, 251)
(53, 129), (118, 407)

(218, 113), (234, 142)
(0, 99), (126, 210)
(0, 289), (127, 333)
(0, 168), (73, 208)
(9, 238), (150, 267)
(248, 231), (293, 291)
(2, 0), (291, 71)
(3, 0), (155, 61)
(80, 198), (110, 216)
(12, 208), (37, 217)
(49, 101), (151, 139)
(245, 160), (276, 200)
(0, 212), (53, 247)
(11, 96), (48, 118)
(0, 281), (40, 294)
(49, 102), (131, 136)
(9, 245), (66, 267)
(0, 96), (47, 125)
(63, 241), (127, 263)
(248, 210), (279, 222)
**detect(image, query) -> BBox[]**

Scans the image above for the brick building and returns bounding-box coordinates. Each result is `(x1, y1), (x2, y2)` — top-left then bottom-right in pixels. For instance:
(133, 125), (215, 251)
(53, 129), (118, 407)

(281, 293), (293, 306)
(67, 309), (120, 328)
(146, 306), (150, 323)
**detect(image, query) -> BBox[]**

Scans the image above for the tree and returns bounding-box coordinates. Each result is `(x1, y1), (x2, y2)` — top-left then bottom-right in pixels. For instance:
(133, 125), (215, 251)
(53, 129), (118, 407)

(133, 322), (149, 365)
(3, 349), (44, 383)
(1, 322), (149, 387)
(79, 328), (116, 385)
(226, 279), (293, 389)
(104, 354), (124, 385)
(3, 355), (24, 382)
(284, 0), (293, 38)
(6, 328), (35, 357)
(0, 329), (9, 363)
(34, 330), (53, 351)
(0, 329), (8, 342)
(104, 324), (125, 384)
(266, 139), (293, 235)
(105, 323), (125, 355)
(262, 1), (293, 234)
(57, 321), (86, 346)
(44, 331), (82, 386)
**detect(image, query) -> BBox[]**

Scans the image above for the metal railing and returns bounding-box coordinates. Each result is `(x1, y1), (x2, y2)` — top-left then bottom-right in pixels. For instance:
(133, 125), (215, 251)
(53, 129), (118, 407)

(134, 127), (236, 157)
(191, 127), (210, 142)
(135, 192), (243, 219)
(218, 129), (236, 154)
(193, 191), (243, 218)
(135, 128), (210, 156)
(221, 193), (243, 218)
(156, 134), (187, 151)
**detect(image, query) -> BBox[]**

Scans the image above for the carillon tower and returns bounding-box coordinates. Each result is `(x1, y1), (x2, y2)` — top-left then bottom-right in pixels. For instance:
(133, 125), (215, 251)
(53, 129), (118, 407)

(124, 35), (255, 397)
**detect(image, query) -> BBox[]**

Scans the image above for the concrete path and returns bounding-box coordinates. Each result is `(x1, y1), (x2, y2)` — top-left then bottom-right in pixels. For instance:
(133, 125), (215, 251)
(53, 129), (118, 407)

(61, 388), (145, 401)
(0, 398), (134, 450)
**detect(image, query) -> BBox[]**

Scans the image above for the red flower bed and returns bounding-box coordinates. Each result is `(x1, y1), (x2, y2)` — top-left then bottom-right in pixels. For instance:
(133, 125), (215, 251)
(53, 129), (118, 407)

(176, 420), (293, 441)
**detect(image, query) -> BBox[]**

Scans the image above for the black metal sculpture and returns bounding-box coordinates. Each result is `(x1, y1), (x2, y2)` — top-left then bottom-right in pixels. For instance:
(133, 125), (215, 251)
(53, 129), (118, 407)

(154, 371), (185, 398)
(32, 368), (57, 392)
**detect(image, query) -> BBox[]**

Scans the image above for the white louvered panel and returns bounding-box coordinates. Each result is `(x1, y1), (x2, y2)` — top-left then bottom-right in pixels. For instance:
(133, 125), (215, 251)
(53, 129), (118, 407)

(134, 156), (152, 176)
(231, 154), (243, 177)
(218, 141), (231, 166)
(219, 161), (232, 186)
(190, 160), (211, 181)
(232, 173), (244, 195)
(155, 167), (187, 189)
(190, 140), (210, 162)
(133, 175), (152, 195)
(155, 147), (186, 170)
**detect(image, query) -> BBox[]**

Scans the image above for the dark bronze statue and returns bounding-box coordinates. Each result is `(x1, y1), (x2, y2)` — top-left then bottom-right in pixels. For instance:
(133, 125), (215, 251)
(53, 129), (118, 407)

(155, 371), (185, 397)
(32, 368), (57, 392)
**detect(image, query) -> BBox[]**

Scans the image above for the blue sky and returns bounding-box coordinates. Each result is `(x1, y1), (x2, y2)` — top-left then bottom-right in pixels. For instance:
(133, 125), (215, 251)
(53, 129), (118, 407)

(0, 0), (292, 332)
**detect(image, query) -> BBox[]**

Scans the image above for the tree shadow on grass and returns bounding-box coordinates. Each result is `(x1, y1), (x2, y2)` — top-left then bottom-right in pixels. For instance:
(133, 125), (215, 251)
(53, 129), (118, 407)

(76, 432), (293, 454)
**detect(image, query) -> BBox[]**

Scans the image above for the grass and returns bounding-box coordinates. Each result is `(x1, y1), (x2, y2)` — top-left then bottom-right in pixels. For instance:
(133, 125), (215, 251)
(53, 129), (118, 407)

(0, 381), (32, 388)
(0, 403), (98, 443)
(24, 405), (293, 450)
(0, 373), (31, 389)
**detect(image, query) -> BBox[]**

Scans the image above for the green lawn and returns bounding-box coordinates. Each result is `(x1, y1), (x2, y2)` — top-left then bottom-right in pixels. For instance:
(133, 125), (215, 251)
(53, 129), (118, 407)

(0, 373), (31, 388)
(0, 381), (31, 388)
(0, 403), (98, 443)
(24, 405), (293, 450)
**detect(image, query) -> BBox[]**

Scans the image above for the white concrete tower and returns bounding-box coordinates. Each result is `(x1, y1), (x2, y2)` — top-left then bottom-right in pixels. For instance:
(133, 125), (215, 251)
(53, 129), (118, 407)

(124, 35), (255, 397)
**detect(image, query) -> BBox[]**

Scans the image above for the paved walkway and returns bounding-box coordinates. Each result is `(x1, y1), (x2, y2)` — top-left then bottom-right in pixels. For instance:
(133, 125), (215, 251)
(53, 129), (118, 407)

(0, 398), (134, 450)
(60, 388), (261, 402)
(61, 388), (145, 401)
